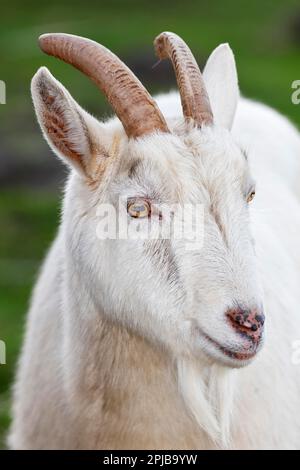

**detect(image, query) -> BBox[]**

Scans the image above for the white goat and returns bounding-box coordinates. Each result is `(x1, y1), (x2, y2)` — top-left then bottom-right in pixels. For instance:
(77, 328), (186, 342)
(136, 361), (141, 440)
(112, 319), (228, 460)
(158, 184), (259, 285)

(9, 32), (300, 449)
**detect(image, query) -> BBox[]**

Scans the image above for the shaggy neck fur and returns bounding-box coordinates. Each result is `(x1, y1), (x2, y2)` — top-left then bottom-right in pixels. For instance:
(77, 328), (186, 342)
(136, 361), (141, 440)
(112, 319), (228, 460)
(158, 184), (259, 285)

(61, 248), (235, 449)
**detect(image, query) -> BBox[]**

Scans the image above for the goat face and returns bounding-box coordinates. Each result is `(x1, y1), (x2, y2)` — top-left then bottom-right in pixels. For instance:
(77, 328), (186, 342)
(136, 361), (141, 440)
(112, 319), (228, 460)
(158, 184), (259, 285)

(32, 38), (264, 368)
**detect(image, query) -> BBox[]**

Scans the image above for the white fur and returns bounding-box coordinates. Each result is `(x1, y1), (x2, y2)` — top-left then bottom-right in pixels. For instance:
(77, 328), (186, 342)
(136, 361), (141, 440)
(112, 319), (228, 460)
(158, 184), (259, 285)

(9, 44), (300, 449)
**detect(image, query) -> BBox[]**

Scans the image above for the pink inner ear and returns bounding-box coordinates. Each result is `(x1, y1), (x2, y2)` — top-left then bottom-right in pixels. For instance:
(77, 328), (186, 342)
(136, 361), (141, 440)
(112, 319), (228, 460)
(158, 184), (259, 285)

(40, 87), (85, 167)
(43, 108), (83, 165)
(33, 69), (115, 182)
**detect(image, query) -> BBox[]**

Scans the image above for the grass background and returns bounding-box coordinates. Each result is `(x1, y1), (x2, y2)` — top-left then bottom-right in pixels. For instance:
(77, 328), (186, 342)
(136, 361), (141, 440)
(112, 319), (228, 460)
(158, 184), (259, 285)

(0, 0), (299, 448)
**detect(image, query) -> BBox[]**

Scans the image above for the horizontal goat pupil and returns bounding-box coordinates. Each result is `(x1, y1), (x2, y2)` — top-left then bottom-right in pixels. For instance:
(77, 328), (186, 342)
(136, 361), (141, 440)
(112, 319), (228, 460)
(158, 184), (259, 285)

(134, 204), (145, 212)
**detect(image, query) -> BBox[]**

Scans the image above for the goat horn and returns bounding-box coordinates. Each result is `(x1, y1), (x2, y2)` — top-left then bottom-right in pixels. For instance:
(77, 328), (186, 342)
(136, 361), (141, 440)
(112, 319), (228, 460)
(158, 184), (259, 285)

(154, 32), (213, 127)
(38, 33), (169, 138)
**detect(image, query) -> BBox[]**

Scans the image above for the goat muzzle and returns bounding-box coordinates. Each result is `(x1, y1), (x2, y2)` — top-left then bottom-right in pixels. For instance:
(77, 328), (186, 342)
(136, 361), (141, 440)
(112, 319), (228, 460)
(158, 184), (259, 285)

(226, 307), (265, 344)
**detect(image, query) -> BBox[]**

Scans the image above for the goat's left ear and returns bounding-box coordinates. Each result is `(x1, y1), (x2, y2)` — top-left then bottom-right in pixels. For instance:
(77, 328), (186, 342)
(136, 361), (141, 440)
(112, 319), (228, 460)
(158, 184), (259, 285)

(203, 44), (239, 130)
(31, 67), (116, 181)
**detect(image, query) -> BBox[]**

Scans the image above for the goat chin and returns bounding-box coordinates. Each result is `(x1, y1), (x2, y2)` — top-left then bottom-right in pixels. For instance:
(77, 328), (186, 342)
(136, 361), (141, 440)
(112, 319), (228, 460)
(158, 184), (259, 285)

(177, 358), (236, 448)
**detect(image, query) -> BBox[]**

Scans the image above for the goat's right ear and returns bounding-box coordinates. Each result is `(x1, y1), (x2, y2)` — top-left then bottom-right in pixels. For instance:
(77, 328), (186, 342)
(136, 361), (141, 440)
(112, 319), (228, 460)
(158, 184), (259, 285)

(31, 67), (114, 180)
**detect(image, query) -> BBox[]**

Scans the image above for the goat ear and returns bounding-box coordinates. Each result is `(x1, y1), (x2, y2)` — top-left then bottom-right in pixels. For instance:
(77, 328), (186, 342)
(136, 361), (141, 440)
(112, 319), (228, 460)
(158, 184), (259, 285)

(203, 44), (239, 130)
(31, 67), (113, 180)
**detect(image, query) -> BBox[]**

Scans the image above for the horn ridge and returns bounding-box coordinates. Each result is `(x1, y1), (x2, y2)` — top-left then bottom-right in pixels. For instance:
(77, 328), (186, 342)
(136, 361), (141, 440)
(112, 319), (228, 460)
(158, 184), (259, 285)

(154, 31), (213, 127)
(39, 33), (169, 138)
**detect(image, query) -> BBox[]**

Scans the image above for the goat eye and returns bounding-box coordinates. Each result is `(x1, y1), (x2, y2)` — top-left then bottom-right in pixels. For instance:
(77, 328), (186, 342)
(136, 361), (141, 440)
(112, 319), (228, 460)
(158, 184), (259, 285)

(247, 190), (256, 203)
(127, 199), (151, 218)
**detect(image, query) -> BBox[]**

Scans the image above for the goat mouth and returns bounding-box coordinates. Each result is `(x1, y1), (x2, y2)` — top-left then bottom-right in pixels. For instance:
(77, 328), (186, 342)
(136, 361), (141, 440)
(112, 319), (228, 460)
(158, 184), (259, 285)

(203, 333), (259, 362)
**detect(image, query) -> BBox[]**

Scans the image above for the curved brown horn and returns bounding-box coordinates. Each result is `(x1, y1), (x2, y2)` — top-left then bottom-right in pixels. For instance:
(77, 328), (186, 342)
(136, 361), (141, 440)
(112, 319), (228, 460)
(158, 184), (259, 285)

(154, 32), (213, 127)
(38, 33), (169, 138)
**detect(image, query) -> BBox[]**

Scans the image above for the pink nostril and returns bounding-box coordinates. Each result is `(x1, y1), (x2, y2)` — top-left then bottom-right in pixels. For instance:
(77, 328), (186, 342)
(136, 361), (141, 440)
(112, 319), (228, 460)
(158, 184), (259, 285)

(226, 307), (265, 343)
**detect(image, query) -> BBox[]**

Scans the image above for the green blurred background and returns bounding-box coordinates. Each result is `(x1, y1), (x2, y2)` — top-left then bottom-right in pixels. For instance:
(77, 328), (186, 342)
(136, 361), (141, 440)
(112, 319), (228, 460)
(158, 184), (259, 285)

(0, 0), (299, 448)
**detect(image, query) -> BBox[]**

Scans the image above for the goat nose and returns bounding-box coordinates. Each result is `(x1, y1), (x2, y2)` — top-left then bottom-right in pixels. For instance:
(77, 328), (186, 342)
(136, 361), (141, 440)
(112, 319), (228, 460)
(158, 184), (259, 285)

(226, 307), (265, 343)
